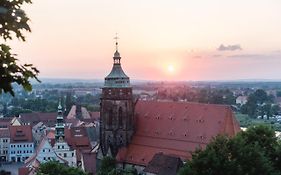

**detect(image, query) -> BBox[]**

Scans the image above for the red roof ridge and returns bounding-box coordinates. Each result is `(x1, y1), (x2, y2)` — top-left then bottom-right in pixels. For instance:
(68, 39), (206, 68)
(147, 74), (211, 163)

(138, 100), (232, 108)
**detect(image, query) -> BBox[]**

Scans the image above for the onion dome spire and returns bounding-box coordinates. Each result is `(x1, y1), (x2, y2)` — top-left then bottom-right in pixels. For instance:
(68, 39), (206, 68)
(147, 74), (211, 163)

(104, 34), (130, 88)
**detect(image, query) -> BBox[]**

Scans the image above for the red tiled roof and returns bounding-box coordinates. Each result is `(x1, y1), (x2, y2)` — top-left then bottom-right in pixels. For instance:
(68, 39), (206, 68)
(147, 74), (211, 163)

(20, 112), (57, 127)
(89, 112), (100, 121)
(143, 152), (183, 175)
(81, 151), (97, 175)
(0, 117), (13, 128)
(116, 100), (240, 166)
(67, 106), (76, 119)
(65, 126), (91, 151)
(18, 167), (30, 175)
(65, 118), (82, 126)
(9, 125), (33, 143)
(0, 128), (10, 138)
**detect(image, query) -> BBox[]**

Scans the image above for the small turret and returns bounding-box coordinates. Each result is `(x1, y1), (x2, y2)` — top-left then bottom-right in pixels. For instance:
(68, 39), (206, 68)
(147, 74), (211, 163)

(55, 100), (65, 141)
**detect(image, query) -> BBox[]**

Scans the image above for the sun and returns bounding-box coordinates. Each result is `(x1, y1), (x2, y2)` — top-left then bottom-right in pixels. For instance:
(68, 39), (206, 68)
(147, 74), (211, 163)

(167, 65), (175, 73)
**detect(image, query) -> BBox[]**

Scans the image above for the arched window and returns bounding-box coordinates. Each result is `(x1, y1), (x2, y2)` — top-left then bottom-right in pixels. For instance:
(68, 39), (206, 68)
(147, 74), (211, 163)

(108, 109), (113, 126)
(118, 107), (123, 128)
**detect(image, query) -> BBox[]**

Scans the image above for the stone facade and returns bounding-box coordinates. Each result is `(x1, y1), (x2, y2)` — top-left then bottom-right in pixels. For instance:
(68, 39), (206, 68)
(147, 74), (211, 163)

(100, 45), (135, 157)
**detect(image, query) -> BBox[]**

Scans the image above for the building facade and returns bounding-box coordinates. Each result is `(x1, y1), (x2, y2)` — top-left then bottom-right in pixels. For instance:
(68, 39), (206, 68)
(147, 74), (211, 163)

(54, 101), (76, 166)
(100, 42), (135, 157)
(98, 41), (241, 175)
(8, 125), (34, 162)
(0, 128), (10, 162)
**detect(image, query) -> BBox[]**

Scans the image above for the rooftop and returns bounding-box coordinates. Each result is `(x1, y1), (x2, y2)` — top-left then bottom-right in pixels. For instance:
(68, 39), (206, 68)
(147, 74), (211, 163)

(117, 100), (240, 166)
(9, 125), (33, 143)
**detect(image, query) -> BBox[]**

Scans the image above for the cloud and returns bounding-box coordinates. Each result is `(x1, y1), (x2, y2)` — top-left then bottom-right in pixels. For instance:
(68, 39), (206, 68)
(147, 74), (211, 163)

(228, 54), (261, 58)
(212, 54), (222, 58)
(217, 44), (242, 51)
(227, 54), (281, 59)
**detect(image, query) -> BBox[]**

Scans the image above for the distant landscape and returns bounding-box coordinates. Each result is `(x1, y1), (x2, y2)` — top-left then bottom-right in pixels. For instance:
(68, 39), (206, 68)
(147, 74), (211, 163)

(2, 79), (281, 131)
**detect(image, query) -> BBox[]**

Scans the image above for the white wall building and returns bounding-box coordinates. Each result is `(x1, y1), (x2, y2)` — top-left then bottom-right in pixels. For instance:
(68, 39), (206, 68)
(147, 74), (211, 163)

(25, 137), (68, 166)
(8, 125), (34, 162)
(53, 141), (76, 167)
(236, 96), (248, 105)
(0, 128), (10, 162)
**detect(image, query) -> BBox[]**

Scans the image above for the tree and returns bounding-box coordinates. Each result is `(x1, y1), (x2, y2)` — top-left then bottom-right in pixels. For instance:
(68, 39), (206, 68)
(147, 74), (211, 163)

(271, 105), (280, 116)
(2, 103), (7, 116)
(65, 92), (73, 115)
(178, 125), (281, 175)
(97, 157), (137, 175)
(240, 89), (276, 118)
(0, 0), (39, 96)
(277, 91), (281, 97)
(97, 156), (116, 175)
(37, 161), (88, 175)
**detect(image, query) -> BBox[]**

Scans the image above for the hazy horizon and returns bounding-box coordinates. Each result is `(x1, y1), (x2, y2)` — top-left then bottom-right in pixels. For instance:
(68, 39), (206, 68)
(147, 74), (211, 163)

(8, 0), (281, 81)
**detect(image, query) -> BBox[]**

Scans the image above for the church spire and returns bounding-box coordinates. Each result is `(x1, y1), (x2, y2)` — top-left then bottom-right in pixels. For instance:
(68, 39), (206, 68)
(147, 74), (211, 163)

(114, 33), (119, 51)
(104, 35), (130, 88)
(113, 33), (121, 64)
(55, 99), (65, 141)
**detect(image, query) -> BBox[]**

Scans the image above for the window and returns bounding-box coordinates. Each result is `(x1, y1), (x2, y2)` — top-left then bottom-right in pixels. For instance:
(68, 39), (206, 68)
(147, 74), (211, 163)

(118, 107), (123, 128)
(58, 146), (60, 149)
(64, 153), (67, 157)
(62, 145), (64, 149)
(108, 109), (113, 126)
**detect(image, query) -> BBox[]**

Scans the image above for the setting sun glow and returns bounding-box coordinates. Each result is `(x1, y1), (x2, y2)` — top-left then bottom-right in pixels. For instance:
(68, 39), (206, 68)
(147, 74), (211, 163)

(167, 65), (175, 73)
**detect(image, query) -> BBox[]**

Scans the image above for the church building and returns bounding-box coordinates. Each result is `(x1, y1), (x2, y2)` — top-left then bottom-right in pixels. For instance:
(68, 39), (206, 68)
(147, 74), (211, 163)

(100, 41), (241, 172)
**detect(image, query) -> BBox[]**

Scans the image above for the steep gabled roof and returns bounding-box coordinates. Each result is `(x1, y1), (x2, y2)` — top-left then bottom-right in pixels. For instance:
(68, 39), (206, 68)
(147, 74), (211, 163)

(0, 128), (10, 138)
(81, 151), (97, 175)
(9, 125), (33, 143)
(20, 112), (57, 127)
(0, 117), (13, 128)
(143, 153), (183, 175)
(116, 100), (240, 166)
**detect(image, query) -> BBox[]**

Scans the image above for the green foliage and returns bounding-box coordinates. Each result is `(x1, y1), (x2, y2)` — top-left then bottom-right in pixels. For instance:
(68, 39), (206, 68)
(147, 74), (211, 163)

(157, 87), (236, 105)
(241, 89), (277, 118)
(277, 91), (281, 97)
(0, 170), (11, 175)
(97, 157), (137, 175)
(178, 125), (281, 175)
(0, 0), (39, 96)
(97, 156), (116, 175)
(65, 92), (73, 115)
(235, 112), (281, 131)
(37, 161), (88, 175)
(0, 0), (31, 41)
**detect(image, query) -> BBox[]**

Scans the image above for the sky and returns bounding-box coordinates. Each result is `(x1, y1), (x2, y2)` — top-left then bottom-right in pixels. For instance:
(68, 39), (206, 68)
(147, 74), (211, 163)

(8, 0), (281, 81)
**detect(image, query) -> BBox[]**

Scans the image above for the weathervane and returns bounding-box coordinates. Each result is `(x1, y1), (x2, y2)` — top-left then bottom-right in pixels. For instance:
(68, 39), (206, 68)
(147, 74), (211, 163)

(114, 33), (119, 51)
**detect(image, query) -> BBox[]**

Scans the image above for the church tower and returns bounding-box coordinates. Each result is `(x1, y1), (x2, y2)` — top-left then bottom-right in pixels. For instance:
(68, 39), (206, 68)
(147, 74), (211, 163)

(55, 101), (65, 141)
(100, 38), (135, 157)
